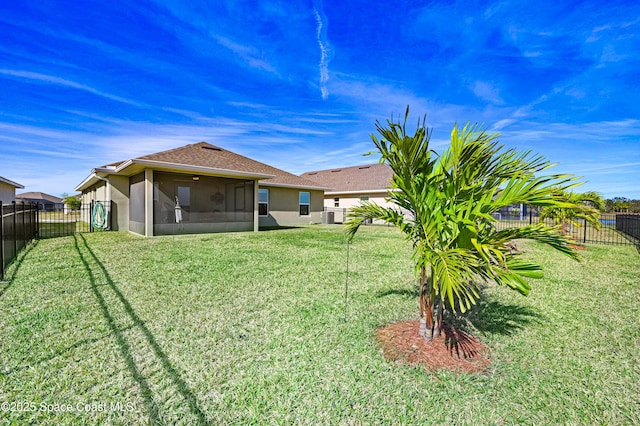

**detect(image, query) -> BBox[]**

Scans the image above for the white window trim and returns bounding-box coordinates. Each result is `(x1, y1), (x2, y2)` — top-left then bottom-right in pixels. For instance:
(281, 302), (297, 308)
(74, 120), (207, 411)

(299, 191), (310, 216)
(258, 188), (269, 217)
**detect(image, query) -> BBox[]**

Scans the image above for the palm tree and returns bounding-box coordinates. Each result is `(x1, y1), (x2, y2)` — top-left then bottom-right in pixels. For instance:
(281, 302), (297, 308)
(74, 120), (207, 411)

(539, 190), (604, 233)
(345, 108), (582, 341)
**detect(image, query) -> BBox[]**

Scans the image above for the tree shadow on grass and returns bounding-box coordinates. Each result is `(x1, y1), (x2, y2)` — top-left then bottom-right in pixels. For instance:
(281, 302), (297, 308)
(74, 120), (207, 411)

(0, 239), (39, 297)
(376, 287), (419, 299)
(461, 296), (544, 336)
(73, 234), (209, 425)
(376, 285), (543, 337)
(441, 325), (486, 360)
(258, 225), (303, 231)
(442, 298), (543, 361)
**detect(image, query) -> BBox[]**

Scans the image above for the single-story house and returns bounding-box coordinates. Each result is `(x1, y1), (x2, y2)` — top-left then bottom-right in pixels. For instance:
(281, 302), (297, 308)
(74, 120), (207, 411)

(0, 176), (24, 204)
(16, 192), (64, 211)
(301, 163), (394, 222)
(75, 142), (327, 236)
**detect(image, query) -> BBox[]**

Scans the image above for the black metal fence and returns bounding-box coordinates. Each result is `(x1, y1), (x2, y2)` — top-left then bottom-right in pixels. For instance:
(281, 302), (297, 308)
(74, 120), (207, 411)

(615, 214), (640, 241)
(1, 202), (38, 281)
(37, 201), (111, 238)
(327, 206), (638, 247)
(1, 201), (111, 280)
(492, 212), (639, 246)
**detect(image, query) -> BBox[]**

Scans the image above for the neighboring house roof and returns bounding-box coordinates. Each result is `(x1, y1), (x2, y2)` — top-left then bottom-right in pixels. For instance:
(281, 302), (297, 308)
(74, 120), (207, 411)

(301, 163), (393, 194)
(76, 142), (327, 192)
(16, 192), (64, 204)
(0, 176), (24, 189)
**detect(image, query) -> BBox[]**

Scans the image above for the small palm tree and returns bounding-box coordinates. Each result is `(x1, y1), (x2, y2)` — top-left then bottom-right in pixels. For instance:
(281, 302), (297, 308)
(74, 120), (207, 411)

(539, 190), (604, 233)
(346, 108), (582, 340)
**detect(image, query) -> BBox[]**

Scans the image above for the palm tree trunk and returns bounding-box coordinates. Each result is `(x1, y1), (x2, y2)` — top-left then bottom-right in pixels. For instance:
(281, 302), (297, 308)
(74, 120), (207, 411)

(433, 295), (444, 338)
(418, 265), (434, 341)
(418, 266), (427, 339)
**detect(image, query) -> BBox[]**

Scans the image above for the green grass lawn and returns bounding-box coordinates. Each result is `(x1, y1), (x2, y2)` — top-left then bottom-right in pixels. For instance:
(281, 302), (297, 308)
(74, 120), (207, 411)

(1, 226), (638, 424)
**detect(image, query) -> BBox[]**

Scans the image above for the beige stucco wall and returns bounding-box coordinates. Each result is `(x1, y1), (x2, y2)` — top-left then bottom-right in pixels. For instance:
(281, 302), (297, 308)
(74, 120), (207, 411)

(80, 181), (107, 225)
(0, 182), (17, 204)
(109, 175), (129, 231)
(323, 191), (394, 224)
(327, 192), (392, 209)
(258, 186), (323, 227)
(144, 169), (154, 236)
(80, 182), (108, 203)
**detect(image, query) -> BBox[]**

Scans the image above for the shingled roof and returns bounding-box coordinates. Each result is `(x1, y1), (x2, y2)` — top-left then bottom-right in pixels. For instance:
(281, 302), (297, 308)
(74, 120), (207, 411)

(16, 192), (63, 203)
(301, 163), (393, 193)
(79, 142), (326, 191)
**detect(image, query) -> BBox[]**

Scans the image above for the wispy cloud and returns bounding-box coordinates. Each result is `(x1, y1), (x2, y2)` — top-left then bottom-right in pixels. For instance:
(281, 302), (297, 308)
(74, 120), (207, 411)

(569, 162), (640, 175)
(312, 0), (331, 99)
(504, 119), (640, 143)
(0, 69), (141, 106)
(470, 81), (504, 105)
(212, 35), (279, 75)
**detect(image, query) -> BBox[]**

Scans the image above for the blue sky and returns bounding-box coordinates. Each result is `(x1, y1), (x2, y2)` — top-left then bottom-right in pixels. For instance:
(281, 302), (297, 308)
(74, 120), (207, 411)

(1, 0), (638, 199)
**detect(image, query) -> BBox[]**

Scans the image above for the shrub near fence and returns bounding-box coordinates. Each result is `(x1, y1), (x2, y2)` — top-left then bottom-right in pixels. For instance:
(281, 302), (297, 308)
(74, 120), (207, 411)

(1, 201), (37, 281)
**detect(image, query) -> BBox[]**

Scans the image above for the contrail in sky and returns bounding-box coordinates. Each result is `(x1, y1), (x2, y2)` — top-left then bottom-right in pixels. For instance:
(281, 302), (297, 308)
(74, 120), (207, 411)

(313, 0), (330, 100)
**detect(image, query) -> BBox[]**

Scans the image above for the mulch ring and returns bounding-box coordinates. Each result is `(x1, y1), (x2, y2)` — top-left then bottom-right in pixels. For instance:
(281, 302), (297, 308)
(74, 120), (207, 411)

(568, 243), (588, 250)
(375, 320), (491, 374)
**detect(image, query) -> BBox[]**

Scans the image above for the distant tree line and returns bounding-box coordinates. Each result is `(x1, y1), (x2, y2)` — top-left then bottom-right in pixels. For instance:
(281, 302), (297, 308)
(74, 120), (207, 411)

(604, 197), (640, 213)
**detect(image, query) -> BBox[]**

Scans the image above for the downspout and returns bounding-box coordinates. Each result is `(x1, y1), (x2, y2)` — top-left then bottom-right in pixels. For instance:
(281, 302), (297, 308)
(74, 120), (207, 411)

(94, 174), (111, 230)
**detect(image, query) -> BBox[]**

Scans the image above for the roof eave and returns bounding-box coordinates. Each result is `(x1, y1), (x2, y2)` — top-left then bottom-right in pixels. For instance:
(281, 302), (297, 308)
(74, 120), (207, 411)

(74, 171), (101, 192)
(324, 188), (393, 195)
(0, 176), (25, 189)
(259, 182), (330, 190)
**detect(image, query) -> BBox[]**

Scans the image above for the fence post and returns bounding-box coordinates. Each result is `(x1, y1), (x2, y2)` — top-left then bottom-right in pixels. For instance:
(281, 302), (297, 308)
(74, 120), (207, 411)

(1, 201), (4, 281)
(35, 205), (39, 238)
(22, 202), (26, 249)
(31, 203), (35, 240)
(529, 209), (533, 225)
(13, 201), (17, 257)
(90, 200), (94, 233)
(583, 218), (587, 243)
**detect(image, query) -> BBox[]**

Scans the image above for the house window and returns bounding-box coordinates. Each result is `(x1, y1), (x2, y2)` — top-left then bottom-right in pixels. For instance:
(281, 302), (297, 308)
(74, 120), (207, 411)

(360, 196), (369, 202)
(334, 197), (340, 208)
(299, 191), (310, 216)
(259, 188), (269, 216)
